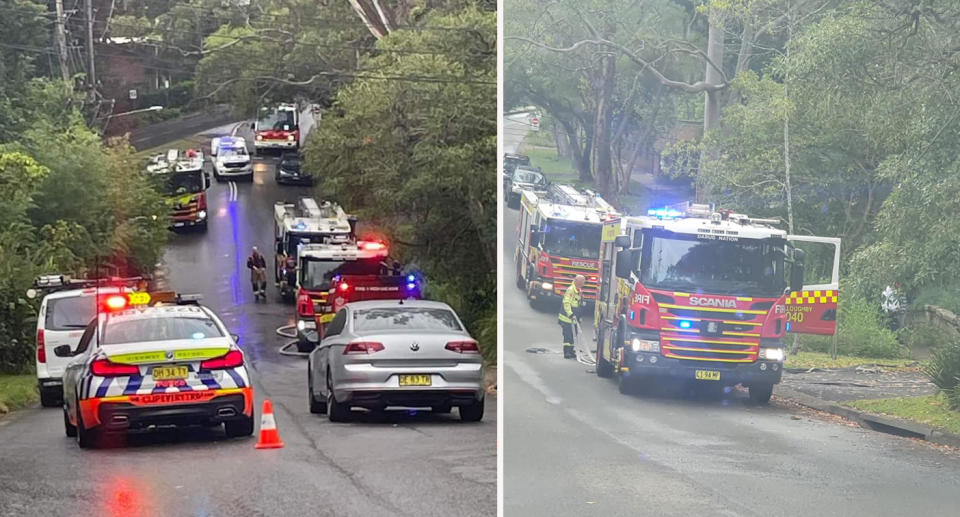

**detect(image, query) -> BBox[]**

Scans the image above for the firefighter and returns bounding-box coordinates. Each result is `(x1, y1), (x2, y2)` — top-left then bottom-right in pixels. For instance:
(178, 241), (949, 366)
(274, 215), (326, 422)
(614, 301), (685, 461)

(559, 275), (585, 359)
(247, 246), (267, 299)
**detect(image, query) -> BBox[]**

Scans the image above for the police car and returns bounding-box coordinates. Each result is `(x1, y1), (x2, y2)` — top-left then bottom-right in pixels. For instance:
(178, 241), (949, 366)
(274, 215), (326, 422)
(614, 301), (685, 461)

(59, 292), (254, 448)
(210, 136), (253, 182)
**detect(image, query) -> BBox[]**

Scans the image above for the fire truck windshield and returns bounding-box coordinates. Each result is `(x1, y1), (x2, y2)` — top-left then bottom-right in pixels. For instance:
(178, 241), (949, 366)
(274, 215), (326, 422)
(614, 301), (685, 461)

(300, 257), (383, 291)
(542, 220), (601, 259)
(258, 108), (297, 131)
(639, 231), (786, 297)
(166, 171), (203, 195)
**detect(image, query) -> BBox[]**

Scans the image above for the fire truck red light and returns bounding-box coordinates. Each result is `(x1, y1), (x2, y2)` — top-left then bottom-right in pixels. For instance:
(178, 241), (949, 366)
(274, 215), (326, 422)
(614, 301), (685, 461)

(104, 295), (127, 310)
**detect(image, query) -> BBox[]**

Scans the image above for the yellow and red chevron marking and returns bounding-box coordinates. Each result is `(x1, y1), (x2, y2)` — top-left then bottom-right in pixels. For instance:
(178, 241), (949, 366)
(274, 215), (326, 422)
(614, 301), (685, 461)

(785, 290), (838, 305)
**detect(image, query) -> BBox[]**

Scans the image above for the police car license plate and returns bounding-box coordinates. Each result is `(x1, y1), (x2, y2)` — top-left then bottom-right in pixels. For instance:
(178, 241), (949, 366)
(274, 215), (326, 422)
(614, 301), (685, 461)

(399, 375), (431, 386)
(695, 370), (721, 381)
(153, 366), (189, 380)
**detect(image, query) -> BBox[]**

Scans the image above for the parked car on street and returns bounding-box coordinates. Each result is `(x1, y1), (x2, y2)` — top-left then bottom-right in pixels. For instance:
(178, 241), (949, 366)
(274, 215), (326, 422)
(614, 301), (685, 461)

(307, 300), (485, 422)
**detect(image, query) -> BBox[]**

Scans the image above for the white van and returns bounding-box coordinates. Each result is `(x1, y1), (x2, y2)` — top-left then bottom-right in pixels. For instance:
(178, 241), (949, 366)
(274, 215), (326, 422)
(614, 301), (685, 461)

(33, 280), (131, 407)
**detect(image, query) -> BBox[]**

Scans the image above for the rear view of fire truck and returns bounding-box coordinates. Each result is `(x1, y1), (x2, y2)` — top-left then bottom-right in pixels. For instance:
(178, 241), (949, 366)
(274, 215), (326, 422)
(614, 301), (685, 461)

(514, 184), (618, 307)
(274, 197), (356, 300)
(594, 203), (840, 403)
(294, 241), (422, 352)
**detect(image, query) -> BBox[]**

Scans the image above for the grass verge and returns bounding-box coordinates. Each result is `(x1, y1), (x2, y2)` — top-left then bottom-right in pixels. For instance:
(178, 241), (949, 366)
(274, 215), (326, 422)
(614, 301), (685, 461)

(0, 374), (37, 414)
(845, 394), (960, 436)
(786, 351), (918, 370)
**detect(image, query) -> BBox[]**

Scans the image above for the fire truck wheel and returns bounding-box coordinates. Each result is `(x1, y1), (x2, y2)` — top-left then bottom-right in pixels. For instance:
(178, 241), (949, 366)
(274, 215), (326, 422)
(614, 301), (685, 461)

(596, 348), (613, 378)
(297, 339), (316, 353)
(748, 383), (774, 405)
(618, 372), (640, 395)
(515, 257), (525, 289)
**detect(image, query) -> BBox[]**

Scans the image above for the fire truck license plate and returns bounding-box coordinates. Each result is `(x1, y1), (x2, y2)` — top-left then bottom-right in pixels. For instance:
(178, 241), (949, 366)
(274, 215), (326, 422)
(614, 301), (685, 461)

(399, 375), (432, 386)
(152, 366), (189, 380)
(695, 370), (721, 381)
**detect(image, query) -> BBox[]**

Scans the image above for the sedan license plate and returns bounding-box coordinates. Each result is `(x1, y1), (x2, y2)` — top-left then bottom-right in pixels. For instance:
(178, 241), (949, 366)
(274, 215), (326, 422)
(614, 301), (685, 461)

(153, 366), (189, 381)
(398, 374), (432, 387)
(695, 370), (721, 381)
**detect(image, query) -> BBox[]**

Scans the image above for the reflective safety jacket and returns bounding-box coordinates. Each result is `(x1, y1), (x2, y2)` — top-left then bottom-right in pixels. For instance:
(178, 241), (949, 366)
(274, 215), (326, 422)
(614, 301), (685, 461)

(558, 284), (581, 323)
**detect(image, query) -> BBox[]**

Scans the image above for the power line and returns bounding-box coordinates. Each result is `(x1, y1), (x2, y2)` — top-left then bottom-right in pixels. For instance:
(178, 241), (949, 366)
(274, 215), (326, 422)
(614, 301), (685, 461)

(0, 42), (495, 85)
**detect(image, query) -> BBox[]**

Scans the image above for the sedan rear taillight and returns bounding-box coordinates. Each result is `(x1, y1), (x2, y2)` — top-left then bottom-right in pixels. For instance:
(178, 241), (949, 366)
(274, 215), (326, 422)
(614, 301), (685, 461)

(445, 340), (480, 354)
(91, 359), (139, 377)
(36, 329), (45, 363)
(343, 341), (384, 355)
(200, 350), (244, 371)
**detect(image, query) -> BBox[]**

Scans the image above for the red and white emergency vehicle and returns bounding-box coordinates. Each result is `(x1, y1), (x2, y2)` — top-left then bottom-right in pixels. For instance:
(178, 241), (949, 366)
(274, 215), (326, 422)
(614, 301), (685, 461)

(294, 240), (421, 352)
(252, 103), (299, 155)
(274, 197), (355, 300)
(594, 202), (840, 403)
(513, 184), (618, 305)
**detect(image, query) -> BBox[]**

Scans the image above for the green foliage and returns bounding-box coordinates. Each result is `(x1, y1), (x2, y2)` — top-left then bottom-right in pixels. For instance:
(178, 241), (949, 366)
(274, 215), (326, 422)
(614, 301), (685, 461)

(194, 0), (370, 114)
(897, 324), (956, 354)
(0, 79), (168, 372)
(304, 6), (496, 357)
(845, 394), (960, 434)
(911, 286), (960, 316)
(801, 295), (903, 359)
(923, 340), (960, 410)
(0, 374), (37, 413)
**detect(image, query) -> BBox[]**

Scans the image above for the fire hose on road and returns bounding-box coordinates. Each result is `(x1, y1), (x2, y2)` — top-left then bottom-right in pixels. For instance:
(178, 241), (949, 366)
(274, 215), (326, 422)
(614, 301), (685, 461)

(275, 324), (307, 357)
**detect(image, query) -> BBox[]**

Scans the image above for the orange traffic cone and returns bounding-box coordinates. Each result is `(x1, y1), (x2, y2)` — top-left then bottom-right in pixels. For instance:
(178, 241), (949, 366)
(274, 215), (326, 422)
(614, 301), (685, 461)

(254, 399), (285, 449)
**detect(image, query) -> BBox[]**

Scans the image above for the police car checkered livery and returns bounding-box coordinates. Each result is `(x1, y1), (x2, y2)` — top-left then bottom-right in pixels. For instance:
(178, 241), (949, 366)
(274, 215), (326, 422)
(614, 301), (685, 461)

(60, 293), (255, 448)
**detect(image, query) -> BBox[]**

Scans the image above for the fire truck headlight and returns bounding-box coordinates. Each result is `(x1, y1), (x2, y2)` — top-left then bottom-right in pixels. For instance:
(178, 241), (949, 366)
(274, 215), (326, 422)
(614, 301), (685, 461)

(198, 210), (207, 220)
(759, 347), (785, 362)
(631, 339), (660, 353)
(297, 320), (306, 331)
(541, 282), (553, 290)
(287, 134), (295, 141)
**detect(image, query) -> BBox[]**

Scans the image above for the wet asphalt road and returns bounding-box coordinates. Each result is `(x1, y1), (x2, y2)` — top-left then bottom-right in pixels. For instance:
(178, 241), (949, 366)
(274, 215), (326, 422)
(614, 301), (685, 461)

(501, 116), (960, 516)
(0, 122), (495, 516)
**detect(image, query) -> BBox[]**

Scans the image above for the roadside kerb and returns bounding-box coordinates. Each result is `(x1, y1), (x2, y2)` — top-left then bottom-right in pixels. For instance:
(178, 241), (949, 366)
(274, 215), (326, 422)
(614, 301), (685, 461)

(776, 385), (960, 448)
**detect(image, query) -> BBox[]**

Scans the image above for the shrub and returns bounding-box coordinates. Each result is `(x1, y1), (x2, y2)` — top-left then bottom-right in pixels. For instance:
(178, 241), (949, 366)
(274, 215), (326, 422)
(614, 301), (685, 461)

(923, 340), (960, 409)
(799, 295), (903, 358)
(897, 324), (957, 353)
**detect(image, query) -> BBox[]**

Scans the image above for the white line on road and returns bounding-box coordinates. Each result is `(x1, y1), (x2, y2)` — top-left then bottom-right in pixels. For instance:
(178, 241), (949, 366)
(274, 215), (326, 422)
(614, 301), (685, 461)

(228, 181), (238, 201)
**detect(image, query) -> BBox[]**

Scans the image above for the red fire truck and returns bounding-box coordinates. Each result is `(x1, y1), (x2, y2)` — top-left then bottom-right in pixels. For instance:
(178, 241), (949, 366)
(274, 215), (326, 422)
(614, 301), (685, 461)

(252, 103), (299, 156)
(294, 240), (421, 352)
(593, 202), (840, 403)
(513, 184), (618, 305)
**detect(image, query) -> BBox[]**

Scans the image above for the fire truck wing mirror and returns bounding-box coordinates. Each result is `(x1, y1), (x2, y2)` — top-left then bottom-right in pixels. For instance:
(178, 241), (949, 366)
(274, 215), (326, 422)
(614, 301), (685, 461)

(530, 231), (543, 245)
(789, 262), (804, 293)
(615, 249), (635, 280)
(614, 235), (631, 248)
(250, 122), (255, 130)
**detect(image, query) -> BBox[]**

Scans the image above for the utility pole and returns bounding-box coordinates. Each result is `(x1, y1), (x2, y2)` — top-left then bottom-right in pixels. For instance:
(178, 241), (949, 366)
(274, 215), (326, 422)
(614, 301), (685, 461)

(85, 0), (96, 89)
(54, 0), (70, 82)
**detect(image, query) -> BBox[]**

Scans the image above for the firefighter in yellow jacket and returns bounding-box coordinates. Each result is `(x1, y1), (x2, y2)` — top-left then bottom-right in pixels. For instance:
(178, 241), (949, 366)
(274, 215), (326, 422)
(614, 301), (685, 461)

(558, 275), (585, 359)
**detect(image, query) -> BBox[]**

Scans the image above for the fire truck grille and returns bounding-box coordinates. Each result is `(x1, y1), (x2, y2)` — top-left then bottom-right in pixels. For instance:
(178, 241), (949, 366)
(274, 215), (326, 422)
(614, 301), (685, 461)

(550, 263), (599, 299)
(666, 307), (759, 321)
(660, 336), (758, 363)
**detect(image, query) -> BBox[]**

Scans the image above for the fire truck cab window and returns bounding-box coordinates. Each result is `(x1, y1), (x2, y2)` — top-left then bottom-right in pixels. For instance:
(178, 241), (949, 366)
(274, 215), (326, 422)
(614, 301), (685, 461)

(167, 170), (203, 195)
(640, 230), (785, 297)
(542, 220), (601, 260)
(259, 108), (297, 131)
(300, 258), (382, 291)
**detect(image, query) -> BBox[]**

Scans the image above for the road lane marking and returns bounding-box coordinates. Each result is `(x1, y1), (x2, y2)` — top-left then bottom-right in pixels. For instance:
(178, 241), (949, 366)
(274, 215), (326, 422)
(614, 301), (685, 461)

(228, 181), (238, 201)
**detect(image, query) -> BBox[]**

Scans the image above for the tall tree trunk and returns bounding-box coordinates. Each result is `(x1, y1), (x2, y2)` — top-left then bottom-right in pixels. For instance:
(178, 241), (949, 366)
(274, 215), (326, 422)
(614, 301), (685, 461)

(702, 17), (724, 134)
(593, 50), (616, 199)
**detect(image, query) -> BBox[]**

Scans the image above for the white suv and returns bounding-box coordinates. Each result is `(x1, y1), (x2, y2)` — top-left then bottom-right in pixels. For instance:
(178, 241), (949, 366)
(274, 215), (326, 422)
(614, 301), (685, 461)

(211, 136), (253, 182)
(34, 284), (128, 407)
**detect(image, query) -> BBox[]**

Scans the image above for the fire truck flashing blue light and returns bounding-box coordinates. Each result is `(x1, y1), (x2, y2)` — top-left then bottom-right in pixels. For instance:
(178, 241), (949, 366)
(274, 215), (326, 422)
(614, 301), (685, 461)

(407, 274), (416, 283)
(679, 320), (692, 329)
(295, 221), (307, 230)
(647, 208), (683, 218)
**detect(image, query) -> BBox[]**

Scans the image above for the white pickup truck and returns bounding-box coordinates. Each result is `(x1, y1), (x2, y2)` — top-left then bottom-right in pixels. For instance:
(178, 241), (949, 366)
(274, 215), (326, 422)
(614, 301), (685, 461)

(211, 136), (253, 182)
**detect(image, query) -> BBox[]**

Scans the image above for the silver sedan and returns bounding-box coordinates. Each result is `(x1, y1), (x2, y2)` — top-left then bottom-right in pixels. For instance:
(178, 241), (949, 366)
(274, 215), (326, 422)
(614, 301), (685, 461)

(307, 300), (485, 422)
